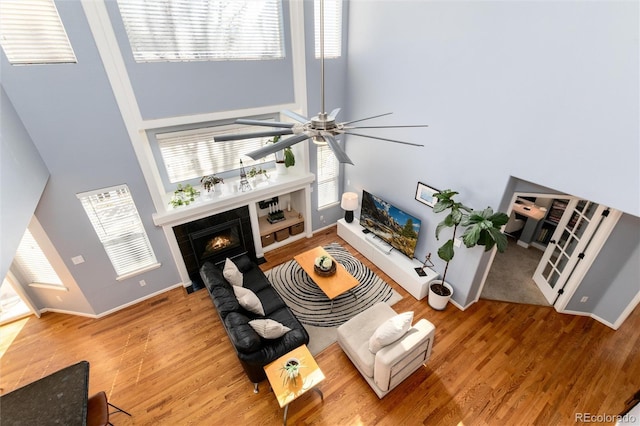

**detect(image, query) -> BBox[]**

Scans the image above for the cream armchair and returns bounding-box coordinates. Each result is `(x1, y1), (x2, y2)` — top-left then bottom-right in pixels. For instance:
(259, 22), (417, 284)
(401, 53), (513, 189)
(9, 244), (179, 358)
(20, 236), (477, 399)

(336, 302), (436, 399)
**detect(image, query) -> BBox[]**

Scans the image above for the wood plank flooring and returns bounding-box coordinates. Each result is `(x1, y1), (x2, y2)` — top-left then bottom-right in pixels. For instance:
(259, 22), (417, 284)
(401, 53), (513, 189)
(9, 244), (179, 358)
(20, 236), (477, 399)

(1, 226), (639, 425)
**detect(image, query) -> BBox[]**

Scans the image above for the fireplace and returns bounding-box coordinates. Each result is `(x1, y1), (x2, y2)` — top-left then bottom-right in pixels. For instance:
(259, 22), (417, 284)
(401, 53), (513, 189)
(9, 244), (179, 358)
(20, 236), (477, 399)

(189, 219), (244, 268)
(173, 206), (256, 290)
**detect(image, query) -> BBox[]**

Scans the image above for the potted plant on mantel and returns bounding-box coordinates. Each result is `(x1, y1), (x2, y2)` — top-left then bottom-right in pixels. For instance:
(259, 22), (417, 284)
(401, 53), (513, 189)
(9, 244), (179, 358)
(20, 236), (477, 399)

(269, 135), (295, 175)
(429, 189), (510, 310)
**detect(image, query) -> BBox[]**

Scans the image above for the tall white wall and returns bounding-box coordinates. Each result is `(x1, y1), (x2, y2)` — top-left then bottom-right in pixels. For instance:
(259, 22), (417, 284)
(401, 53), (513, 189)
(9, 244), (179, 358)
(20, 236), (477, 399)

(344, 0), (639, 308)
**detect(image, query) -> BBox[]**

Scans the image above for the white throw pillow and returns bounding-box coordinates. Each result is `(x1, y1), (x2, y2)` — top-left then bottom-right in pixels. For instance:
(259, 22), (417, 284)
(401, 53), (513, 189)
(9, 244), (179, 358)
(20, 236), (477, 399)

(223, 258), (243, 287)
(368, 311), (414, 354)
(233, 286), (265, 316)
(249, 319), (291, 339)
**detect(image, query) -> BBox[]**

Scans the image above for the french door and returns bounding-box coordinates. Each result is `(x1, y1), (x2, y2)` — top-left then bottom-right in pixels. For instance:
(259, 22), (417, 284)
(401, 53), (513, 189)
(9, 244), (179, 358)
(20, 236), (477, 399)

(533, 199), (610, 305)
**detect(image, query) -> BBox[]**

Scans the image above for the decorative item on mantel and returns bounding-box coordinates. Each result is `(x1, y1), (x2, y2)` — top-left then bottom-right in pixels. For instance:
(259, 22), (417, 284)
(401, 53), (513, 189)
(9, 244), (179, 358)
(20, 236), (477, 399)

(201, 174), (224, 193)
(340, 192), (359, 223)
(238, 160), (253, 192)
(169, 183), (199, 208)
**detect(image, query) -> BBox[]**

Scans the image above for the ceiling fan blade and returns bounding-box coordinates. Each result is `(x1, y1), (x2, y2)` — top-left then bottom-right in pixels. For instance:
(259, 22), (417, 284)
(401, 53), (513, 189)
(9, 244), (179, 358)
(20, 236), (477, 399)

(321, 133), (354, 165)
(342, 112), (393, 126)
(343, 131), (425, 147)
(243, 133), (310, 160)
(235, 119), (294, 128)
(328, 108), (341, 120)
(214, 129), (293, 142)
(344, 124), (429, 129)
(282, 109), (310, 124)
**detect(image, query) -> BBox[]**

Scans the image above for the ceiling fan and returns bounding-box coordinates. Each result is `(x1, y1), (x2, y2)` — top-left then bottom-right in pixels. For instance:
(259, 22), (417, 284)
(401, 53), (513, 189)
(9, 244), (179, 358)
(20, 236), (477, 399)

(214, 0), (428, 165)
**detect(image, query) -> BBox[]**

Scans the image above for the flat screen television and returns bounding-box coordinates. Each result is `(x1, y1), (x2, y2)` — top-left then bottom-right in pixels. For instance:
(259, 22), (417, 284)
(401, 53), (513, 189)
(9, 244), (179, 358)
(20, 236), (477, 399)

(359, 190), (422, 259)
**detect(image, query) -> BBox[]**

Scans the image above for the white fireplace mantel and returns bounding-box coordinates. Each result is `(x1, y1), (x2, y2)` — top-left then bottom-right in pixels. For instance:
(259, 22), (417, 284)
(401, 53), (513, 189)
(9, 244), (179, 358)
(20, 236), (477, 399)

(155, 171), (315, 287)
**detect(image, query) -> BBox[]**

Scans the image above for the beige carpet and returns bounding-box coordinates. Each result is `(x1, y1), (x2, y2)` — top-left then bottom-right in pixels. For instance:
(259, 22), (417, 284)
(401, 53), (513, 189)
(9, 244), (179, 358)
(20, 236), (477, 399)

(480, 238), (551, 306)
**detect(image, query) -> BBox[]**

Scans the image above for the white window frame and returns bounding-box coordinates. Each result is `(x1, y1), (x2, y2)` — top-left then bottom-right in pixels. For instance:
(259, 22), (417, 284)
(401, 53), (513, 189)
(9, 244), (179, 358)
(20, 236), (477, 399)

(116, 0), (285, 63)
(77, 185), (159, 280)
(12, 218), (67, 291)
(156, 123), (276, 184)
(314, 0), (342, 59)
(317, 143), (340, 208)
(0, 0), (77, 65)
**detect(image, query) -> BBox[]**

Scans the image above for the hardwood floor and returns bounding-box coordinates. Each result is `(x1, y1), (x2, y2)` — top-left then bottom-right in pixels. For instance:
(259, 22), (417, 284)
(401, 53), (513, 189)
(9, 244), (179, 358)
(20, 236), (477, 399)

(1, 226), (639, 425)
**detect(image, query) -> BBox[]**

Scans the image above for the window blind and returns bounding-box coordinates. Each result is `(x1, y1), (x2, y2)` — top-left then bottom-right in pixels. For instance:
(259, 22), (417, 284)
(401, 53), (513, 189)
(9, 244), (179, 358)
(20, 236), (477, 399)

(314, 0), (342, 59)
(317, 144), (339, 208)
(12, 229), (63, 287)
(0, 0), (77, 65)
(117, 0), (285, 63)
(77, 185), (157, 278)
(157, 124), (274, 183)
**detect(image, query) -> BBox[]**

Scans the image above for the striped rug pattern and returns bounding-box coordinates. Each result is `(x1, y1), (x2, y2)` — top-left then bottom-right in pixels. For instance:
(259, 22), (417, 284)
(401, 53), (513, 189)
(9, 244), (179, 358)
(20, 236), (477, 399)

(266, 243), (400, 328)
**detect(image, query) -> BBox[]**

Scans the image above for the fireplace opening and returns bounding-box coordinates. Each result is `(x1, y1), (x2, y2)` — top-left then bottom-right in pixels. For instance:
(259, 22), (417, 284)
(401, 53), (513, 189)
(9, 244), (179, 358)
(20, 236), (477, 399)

(189, 219), (245, 267)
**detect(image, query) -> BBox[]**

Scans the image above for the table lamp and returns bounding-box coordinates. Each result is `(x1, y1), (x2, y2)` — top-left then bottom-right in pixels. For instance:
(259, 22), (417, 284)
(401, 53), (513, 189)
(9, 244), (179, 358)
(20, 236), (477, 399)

(341, 192), (359, 223)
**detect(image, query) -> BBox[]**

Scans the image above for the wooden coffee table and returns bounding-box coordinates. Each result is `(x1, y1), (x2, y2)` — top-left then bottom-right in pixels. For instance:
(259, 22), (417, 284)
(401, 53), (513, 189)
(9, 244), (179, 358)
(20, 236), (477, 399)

(264, 344), (325, 425)
(294, 246), (359, 312)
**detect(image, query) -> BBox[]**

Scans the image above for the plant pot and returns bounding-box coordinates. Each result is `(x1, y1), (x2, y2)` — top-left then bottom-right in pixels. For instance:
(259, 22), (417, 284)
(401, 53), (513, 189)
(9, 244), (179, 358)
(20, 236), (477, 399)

(275, 162), (287, 176)
(428, 280), (453, 310)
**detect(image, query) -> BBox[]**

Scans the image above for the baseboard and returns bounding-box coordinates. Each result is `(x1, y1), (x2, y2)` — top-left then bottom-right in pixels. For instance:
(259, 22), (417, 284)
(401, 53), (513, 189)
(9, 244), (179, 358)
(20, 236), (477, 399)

(40, 282), (186, 319)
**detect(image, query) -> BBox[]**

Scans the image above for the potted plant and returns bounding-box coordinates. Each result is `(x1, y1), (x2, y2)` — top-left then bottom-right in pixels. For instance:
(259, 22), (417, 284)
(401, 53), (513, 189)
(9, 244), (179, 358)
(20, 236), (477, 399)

(169, 183), (200, 208)
(269, 135), (295, 175)
(200, 174), (224, 192)
(429, 189), (509, 310)
(279, 357), (305, 386)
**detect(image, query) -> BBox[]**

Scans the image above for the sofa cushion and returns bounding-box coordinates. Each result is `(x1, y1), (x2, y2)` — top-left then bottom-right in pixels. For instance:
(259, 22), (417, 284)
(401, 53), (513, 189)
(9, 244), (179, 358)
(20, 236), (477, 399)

(369, 311), (414, 354)
(242, 267), (272, 294)
(224, 258), (244, 287)
(256, 287), (287, 315)
(249, 319), (291, 339)
(225, 312), (262, 354)
(233, 286), (265, 316)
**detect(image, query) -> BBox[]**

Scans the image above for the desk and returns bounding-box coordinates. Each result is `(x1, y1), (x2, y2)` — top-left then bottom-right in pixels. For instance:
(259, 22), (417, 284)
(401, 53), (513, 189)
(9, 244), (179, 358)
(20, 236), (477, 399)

(0, 360), (89, 425)
(512, 202), (547, 247)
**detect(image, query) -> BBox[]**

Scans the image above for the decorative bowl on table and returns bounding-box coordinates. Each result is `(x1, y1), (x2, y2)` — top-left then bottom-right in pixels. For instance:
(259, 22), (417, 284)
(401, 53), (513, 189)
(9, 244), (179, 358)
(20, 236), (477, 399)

(314, 255), (336, 276)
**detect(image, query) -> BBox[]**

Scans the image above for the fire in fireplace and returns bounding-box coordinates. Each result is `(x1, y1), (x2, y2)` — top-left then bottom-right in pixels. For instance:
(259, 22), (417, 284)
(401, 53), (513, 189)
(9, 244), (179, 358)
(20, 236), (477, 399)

(188, 219), (245, 267)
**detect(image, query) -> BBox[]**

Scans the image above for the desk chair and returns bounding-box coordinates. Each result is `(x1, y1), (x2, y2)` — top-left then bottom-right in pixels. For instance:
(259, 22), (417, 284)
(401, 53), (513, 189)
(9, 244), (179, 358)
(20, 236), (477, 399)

(87, 391), (131, 426)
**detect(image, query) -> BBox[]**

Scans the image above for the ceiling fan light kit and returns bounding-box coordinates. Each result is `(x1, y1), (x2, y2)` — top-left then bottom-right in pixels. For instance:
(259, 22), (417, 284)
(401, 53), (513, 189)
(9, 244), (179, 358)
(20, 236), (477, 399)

(215, 0), (428, 165)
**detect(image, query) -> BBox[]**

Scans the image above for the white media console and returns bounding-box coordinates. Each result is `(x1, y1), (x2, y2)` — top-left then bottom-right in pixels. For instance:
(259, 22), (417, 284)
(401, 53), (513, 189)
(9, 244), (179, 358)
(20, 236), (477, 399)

(337, 219), (439, 300)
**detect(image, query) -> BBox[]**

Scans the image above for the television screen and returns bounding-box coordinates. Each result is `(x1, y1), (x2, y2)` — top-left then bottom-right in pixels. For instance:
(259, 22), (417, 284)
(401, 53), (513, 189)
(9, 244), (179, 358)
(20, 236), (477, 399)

(359, 190), (421, 259)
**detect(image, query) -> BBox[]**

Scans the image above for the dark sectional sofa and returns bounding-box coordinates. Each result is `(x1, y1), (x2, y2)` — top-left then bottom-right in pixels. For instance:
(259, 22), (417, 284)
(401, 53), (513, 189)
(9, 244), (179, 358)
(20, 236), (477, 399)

(199, 254), (309, 392)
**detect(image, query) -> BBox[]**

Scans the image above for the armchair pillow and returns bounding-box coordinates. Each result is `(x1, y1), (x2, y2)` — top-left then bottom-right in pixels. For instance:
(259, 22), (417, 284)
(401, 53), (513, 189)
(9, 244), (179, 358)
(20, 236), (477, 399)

(249, 319), (291, 339)
(368, 311), (414, 354)
(224, 258), (244, 287)
(233, 286), (265, 315)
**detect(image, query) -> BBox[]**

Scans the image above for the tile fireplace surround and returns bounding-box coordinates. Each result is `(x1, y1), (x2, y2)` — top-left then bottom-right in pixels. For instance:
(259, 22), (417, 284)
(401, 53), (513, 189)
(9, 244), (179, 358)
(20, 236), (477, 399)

(153, 172), (315, 287)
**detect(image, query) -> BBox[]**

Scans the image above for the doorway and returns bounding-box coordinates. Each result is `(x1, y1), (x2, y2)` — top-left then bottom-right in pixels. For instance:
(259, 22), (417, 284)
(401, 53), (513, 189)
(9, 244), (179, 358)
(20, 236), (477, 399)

(479, 191), (621, 309)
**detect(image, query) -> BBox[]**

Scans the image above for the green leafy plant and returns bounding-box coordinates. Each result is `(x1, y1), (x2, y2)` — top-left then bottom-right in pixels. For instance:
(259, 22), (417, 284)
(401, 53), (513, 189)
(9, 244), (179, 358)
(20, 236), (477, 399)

(169, 183), (200, 208)
(432, 189), (509, 296)
(269, 135), (295, 168)
(247, 166), (270, 179)
(279, 357), (305, 386)
(200, 174), (224, 192)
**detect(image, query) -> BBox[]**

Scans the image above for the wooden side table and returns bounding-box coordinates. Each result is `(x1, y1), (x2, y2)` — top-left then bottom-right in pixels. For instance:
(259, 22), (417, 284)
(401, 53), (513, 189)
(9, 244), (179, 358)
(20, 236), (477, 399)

(263, 345), (325, 425)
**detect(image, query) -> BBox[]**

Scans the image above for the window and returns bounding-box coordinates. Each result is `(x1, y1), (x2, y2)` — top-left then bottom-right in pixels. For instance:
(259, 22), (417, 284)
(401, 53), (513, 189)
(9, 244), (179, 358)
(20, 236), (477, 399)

(314, 0), (342, 59)
(117, 0), (285, 63)
(12, 228), (64, 289)
(0, 0), (77, 65)
(157, 124), (275, 183)
(77, 185), (158, 279)
(317, 144), (339, 208)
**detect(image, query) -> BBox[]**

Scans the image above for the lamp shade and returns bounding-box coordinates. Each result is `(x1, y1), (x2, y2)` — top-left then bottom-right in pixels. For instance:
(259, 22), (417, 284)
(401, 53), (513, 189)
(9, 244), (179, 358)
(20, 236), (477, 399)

(341, 192), (359, 210)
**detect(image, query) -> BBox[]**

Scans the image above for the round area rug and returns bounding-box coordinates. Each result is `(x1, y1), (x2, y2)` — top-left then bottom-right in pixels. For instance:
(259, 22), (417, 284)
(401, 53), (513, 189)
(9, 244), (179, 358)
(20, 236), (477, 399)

(266, 243), (400, 327)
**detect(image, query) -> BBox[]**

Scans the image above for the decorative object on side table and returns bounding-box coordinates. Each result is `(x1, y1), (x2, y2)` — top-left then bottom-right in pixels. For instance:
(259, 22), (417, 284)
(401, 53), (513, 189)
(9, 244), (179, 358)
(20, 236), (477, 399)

(314, 255), (336, 276)
(280, 357), (305, 386)
(169, 183), (199, 208)
(429, 189), (509, 310)
(341, 192), (359, 223)
(415, 182), (440, 208)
